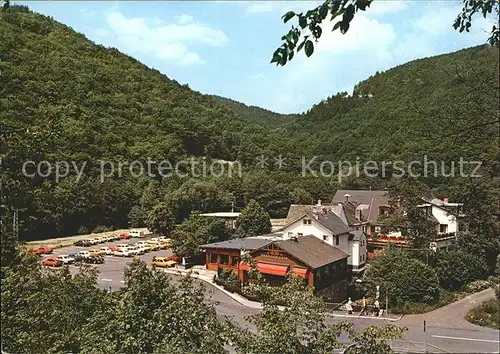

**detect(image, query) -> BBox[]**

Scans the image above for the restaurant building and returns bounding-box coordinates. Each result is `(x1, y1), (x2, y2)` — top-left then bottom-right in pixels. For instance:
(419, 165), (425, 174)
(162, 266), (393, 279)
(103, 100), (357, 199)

(200, 234), (349, 302)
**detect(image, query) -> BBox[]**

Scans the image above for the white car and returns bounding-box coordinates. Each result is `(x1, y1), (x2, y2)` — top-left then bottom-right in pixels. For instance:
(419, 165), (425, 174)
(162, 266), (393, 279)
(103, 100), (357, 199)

(100, 247), (112, 255)
(116, 243), (129, 249)
(57, 255), (74, 264)
(158, 236), (167, 241)
(113, 249), (133, 257)
(89, 238), (100, 245)
(127, 246), (144, 255)
(77, 251), (91, 258)
(150, 237), (160, 242)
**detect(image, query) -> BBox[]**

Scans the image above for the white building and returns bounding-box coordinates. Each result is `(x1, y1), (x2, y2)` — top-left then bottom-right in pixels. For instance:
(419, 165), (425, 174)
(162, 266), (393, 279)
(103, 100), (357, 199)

(417, 198), (464, 235)
(274, 202), (367, 274)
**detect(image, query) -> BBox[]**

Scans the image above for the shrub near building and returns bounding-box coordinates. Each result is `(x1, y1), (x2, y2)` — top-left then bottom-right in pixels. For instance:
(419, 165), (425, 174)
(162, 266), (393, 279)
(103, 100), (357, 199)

(362, 247), (440, 308)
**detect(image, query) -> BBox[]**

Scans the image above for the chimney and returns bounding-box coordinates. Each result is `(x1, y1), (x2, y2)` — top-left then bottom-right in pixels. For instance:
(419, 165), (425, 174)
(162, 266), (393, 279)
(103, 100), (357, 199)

(344, 194), (351, 202)
(317, 199), (322, 206)
(443, 197), (449, 204)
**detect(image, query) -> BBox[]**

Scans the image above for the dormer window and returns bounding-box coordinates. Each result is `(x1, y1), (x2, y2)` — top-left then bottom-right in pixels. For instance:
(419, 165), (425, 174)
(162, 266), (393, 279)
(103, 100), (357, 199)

(303, 219), (312, 225)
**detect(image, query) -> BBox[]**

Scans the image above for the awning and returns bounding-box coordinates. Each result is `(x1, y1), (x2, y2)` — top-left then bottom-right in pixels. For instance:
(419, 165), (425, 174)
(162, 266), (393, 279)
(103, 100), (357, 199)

(291, 267), (309, 279)
(239, 263), (250, 271)
(257, 263), (289, 276)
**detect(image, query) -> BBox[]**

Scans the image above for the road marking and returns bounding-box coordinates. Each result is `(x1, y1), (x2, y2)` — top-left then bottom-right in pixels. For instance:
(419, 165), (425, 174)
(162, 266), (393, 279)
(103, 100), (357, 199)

(101, 278), (113, 282)
(431, 335), (499, 343)
(119, 280), (125, 283)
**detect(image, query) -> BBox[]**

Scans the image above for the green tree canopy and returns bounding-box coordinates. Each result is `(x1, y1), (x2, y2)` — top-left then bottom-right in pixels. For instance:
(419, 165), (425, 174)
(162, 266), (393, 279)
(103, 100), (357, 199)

(362, 246), (440, 306)
(234, 199), (272, 238)
(435, 248), (489, 291)
(171, 212), (231, 257)
(145, 202), (175, 236)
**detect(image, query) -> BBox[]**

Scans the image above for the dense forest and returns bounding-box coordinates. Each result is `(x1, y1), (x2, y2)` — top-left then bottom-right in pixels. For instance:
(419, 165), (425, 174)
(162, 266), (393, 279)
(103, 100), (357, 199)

(210, 95), (300, 127)
(1, 5), (498, 241)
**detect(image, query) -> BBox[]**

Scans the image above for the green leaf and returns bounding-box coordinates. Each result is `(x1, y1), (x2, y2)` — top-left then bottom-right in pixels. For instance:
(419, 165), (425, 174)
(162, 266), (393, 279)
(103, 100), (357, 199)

(288, 50), (294, 61)
(332, 21), (342, 31)
(297, 40), (306, 52)
(298, 15), (307, 29)
(304, 40), (314, 57)
(282, 11), (295, 23)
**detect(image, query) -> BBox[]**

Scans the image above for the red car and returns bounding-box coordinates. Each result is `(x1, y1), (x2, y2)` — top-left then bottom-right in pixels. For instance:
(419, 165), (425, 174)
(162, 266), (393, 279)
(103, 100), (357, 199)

(42, 257), (62, 267)
(167, 255), (182, 263)
(119, 233), (131, 240)
(29, 247), (53, 255)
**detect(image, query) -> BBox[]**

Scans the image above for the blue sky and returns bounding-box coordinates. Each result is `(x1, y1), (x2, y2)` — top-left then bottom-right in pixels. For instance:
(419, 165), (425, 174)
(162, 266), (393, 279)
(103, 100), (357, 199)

(21, 1), (495, 114)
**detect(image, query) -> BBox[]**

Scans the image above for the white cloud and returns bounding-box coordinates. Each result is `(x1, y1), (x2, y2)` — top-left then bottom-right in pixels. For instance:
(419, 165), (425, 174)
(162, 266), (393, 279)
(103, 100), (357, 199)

(103, 11), (229, 66)
(412, 5), (458, 36)
(364, 0), (409, 16)
(244, 1), (322, 16)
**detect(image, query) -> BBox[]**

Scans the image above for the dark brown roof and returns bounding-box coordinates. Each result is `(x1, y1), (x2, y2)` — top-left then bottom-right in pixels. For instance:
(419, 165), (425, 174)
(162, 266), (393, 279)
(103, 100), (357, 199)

(273, 235), (349, 269)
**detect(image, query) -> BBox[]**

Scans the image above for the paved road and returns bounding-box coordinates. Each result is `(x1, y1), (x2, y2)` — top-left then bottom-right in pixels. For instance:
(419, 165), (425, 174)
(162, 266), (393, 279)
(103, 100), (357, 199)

(45, 242), (500, 353)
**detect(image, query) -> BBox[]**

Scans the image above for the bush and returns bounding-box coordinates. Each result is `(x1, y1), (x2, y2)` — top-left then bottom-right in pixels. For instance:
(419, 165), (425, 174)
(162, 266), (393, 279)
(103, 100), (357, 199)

(465, 280), (491, 293)
(92, 225), (112, 234)
(435, 249), (488, 291)
(363, 246), (440, 306)
(467, 299), (500, 329)
(77, 226), (89, 235)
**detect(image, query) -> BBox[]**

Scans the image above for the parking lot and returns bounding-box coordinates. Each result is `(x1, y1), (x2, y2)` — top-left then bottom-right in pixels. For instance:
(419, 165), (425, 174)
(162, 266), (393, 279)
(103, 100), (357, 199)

(40, 235), (174, 291)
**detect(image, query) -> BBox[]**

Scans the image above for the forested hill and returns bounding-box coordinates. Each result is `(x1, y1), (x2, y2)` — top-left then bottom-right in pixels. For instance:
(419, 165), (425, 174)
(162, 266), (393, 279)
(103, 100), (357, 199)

(276, 45), (499, 170)
(1, 5), (498, 241)
(210, 95), (300, 127)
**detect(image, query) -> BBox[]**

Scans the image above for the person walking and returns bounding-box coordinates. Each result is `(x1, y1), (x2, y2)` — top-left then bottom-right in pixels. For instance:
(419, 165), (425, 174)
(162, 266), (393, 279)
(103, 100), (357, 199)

(374, 299), (380, 316)
(359, 297), (367, 316)
(346, 297), (353, 315)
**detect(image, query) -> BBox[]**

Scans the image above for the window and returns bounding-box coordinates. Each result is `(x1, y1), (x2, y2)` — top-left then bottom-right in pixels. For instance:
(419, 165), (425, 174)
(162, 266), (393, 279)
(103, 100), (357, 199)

(288, 232), (293, 237)
(209, 253), (218, 264)
(439, 224), (448, 233)
(336, 235), (339, 246)
(362, 254), (365, 262)
(323, 235), (329, 241)
(231, 256), (239, 266)
(220, 254), (229, 265)
(298, 233), (303, 236)
(303, 219), (312, 225)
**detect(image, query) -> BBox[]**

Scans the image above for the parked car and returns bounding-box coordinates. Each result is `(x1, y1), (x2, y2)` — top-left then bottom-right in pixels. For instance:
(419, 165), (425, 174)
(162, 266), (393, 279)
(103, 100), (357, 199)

(77, 251), (91, 259)
(119, 233), (131, 240)
(150, 237), (160, 242)
(74, 239), (92, 247)
(57, 255), (75, 265)
(136, 244), (151, 253)
(42, 257), (62, 267)
(30, 247), (53, 255)
(95, 237), (107, 243)
(126, 246), (144, 255)
(89, 238), (100, 245)
(100, 247), (113, 255)
(151, 256), (177, 268)
(147, 241), (161, 251)
(113, 249), (133, 257)
(69, 253), (84, 262)
(89, 249), (105, 256)
(83, 255), (104, 264)
(167, 255), (182, 263)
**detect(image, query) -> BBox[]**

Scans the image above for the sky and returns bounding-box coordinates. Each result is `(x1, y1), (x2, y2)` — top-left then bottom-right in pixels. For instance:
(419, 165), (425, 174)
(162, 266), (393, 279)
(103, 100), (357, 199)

(19, 0), (495, 114)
